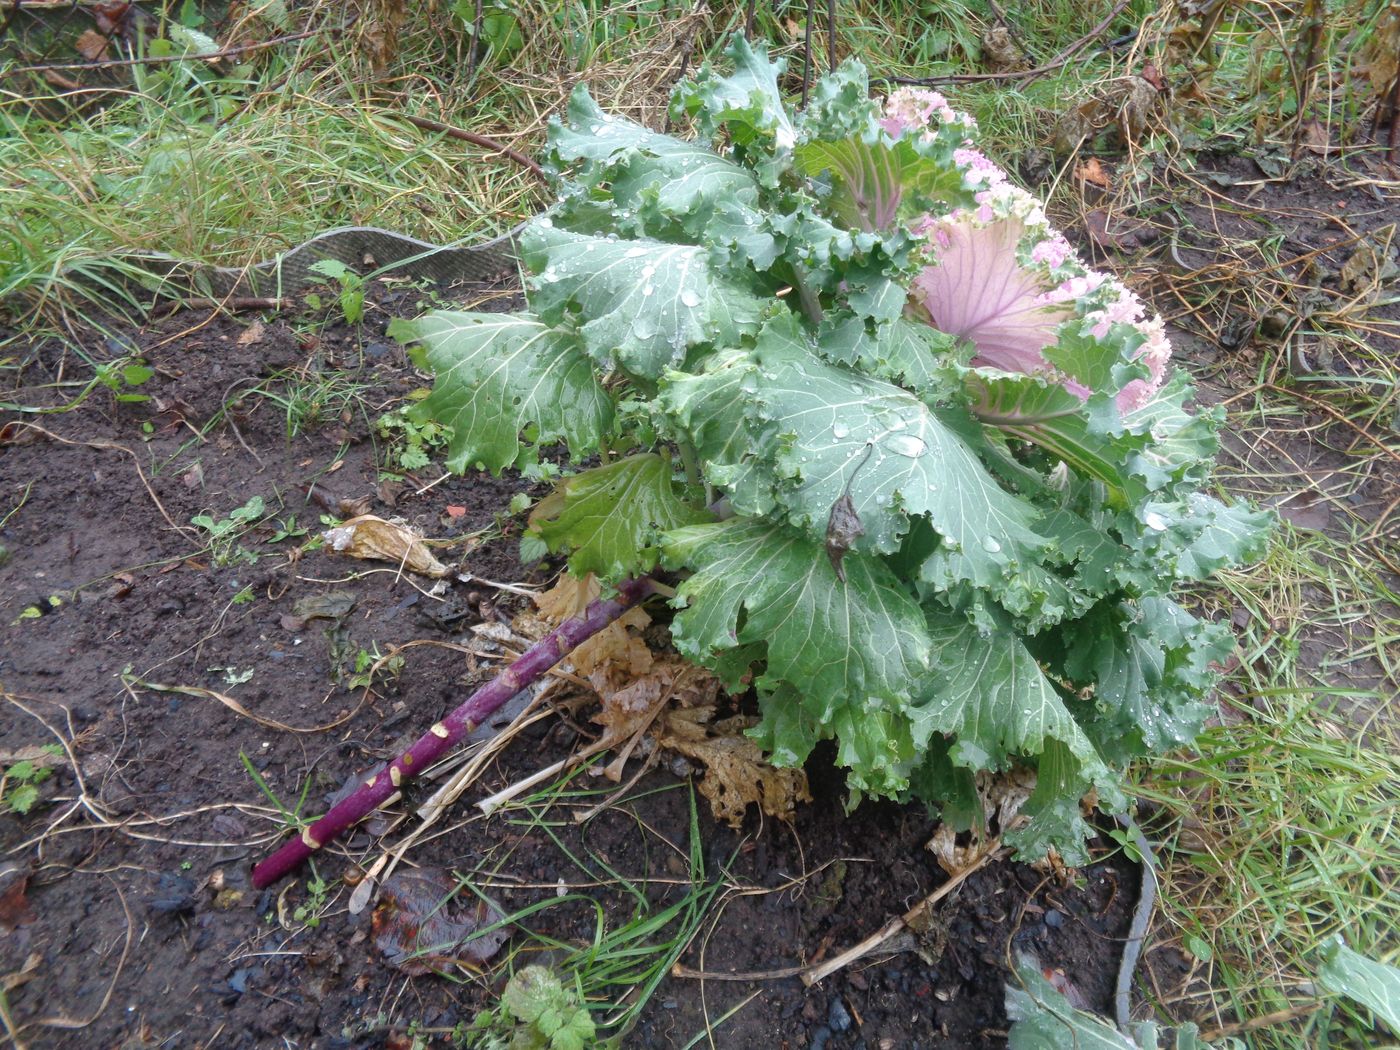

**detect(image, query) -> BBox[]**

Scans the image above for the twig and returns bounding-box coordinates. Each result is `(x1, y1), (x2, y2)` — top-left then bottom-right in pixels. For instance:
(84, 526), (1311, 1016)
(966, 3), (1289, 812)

(466, 0), (485, 80)
(151, 296), (287, 317)
(125, 676), (365, 735)
(386, 112), (546, 181)
(802, 845), (1005, 985)
(1290, 0), (1323, 157)
(877, 0), (1131, 86)
(1199, 1002), (1325, 1042)
(475, 739), (608, 816)
(251, 577), (657, 887)
(1265, 384), (1400, 469)
(0, 0), (22, 42)
(1388, 67), (1400, 164)
(743, 0), (756, 39)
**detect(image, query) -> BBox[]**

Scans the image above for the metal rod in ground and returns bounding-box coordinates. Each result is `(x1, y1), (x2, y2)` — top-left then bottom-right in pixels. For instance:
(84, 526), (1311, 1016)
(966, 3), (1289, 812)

(251, 576), (657, 888)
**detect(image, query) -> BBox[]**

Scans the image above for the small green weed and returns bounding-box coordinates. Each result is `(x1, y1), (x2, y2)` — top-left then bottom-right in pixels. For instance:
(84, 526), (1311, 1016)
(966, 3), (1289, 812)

(347, 645), (406, 692)
(460, 966), (597, 1050)
(461, 779), (731, 1044)
(376, 406), (452, 472)
(306, 259), (367, 325)
(191, 496), (265, 567)
(1, 746), (63, 815)
(268, 515), (309, 543)
(293, 872), (332, 929)
(239, 749), (315, 831)
(250, 371), (370, 443)
(94, 357), (156, 404)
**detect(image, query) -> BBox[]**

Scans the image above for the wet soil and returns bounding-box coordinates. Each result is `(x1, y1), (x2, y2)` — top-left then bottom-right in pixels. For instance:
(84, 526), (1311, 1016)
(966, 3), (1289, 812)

(2, 151), (1396, 1049)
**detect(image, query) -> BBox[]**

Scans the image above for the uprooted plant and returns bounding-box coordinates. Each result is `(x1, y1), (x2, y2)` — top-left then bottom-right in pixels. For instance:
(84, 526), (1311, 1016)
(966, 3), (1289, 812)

(253, 36), (1271, 888)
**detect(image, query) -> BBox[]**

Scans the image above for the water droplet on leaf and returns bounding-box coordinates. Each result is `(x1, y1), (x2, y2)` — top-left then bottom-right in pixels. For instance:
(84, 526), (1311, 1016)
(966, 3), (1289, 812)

(884, 433), (926, 457)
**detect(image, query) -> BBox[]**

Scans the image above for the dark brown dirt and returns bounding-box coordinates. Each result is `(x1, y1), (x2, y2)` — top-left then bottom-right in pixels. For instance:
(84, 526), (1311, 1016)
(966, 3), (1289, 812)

(0, 277), (1140, 1049)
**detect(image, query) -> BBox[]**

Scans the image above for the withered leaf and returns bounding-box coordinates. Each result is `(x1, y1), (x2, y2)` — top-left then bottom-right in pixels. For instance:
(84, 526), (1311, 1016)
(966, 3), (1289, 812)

(236, 320), (266, 346)
(658, 707), (812, 828)
(0, 863), (35, 933)
(592, 656), (719, 780)
(1083, 208), (1155, 251)
(1074, 157), (1112, 190)
(322, 515), (449, 578)
(927, 766), (1036, 876)
(530, 573), (651, 678)
(825, 493), (864, 583)
(982, 25), (1025, 73)
(371, 868), (508, 976)
(1273, 489), (1333, 532)
(75, 29), (110, 61)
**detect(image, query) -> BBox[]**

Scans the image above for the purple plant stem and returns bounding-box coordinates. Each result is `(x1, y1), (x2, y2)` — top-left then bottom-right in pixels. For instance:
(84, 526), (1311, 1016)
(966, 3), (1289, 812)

(252, 576), (656, 888)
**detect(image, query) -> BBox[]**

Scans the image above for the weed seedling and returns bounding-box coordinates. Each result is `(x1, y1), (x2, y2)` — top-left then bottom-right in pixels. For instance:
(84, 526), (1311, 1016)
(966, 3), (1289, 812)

(292, 872), (332, 929)
(347, 645), (405, 692)
(307, 259), (366, 325)
(375, 406), (451, 471)
(268, 515), (308, 543)
(94, 357), (156, 403)
(1, 746), (62, 815)
(191, 496), (265, 567)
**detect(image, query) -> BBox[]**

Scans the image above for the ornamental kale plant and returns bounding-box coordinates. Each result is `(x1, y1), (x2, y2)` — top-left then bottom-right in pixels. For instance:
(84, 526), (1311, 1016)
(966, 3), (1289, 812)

(390, 38), (1271, 862)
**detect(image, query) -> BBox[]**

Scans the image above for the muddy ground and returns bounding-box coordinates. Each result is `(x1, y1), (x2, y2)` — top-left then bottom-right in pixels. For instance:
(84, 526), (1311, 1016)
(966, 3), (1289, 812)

(1, 155), (1396, 1050)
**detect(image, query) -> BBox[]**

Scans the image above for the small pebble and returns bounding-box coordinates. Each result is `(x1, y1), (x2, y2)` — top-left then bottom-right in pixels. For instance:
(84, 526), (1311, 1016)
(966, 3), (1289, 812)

(829, 998), (852, 1033)
(1045, 908), (1065, 929)
(810, 1025), (832, 1050)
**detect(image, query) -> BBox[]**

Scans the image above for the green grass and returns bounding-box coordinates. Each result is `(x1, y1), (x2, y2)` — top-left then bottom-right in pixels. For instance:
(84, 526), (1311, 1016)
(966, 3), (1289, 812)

(1135, 502), (1400, 1046)
(408, 770), (738, 1045)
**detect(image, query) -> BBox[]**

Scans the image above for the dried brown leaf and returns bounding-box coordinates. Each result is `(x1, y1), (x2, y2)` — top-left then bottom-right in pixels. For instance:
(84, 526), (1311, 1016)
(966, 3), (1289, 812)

(75, 30), (110, 62)
(981, 26), (1025, 73)
(236, 320), (266, 346)
(1359, 5), (1400, 98)
(1083, 208), (1155, 251)
(1074, 157), (1112, 190)
(1118, 76), (1159, 142)
(1340, 236), (1400, 294)
(322, 515), (449, 577)
(371, 868), (508, 976)
(927, 767), (1036, 875)
(658, 707), (811, 827)
(825, 493), (864, 583)
(1298, 119), (1331, 155)
(1273, 489), (1333, 532)
(530, 574), (651, 677)
(0, 863), (35, 934)
(590, 656), (720, 779)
